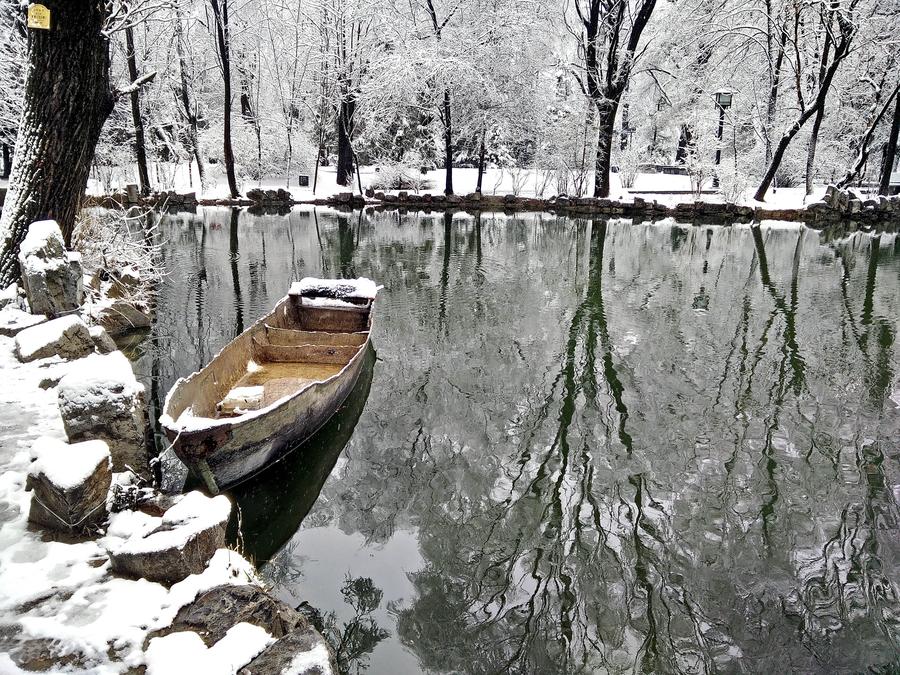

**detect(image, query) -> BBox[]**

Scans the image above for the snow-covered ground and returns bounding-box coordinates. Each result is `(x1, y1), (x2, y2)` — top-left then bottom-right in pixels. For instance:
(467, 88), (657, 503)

(0, 162), (837, 209)
(0, 336), (273, 674)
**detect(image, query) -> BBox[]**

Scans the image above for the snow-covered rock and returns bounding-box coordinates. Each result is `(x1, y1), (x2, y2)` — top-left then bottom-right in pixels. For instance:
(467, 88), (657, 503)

(0, 305), (47, 337)
(26, 437), (112, 533)
(108, 491), (231, 585)
(57, 351), (148, 475)
(238, 625), (337, 675)
(17, 220), (84, 317)
(106, 265), (142, 299)
(90, 299), (153, 336)
(88, 325), (117, 354)
(149, 584), (307, 647)
(14, 315), (95, 362)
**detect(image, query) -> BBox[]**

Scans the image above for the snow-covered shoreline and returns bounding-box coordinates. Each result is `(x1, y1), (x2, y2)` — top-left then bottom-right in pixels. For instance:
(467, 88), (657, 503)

(0, 219), (336, 673)
(0, 336), (248, 672)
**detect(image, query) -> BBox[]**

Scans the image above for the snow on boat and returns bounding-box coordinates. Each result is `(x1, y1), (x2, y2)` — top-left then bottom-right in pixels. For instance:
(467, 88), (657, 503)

(161, 278), (379, 494)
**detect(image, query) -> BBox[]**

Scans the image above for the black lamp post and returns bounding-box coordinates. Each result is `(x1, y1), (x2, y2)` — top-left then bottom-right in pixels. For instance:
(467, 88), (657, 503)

(713, 91), (733, 188)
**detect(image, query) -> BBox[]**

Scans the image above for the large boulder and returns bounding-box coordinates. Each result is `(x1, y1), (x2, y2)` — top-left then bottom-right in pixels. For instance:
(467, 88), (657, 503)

(26, 437), (111, 533)
(57, 351), (148, 474)
(149, 585), (306, 647)
(238, 625), (337, 675)
(14, 315), (95, 362)
(17, 220), (84, 317)
(108, 491), (231, 585)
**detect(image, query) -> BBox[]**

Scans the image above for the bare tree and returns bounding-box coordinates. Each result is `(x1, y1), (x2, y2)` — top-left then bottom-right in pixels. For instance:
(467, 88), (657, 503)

(173, 5), (207, 189)
(125, 25), (152, 195)
(208, 0), (240, 198)
(753, 0), (858, 201)
(570, 0), (658, 198)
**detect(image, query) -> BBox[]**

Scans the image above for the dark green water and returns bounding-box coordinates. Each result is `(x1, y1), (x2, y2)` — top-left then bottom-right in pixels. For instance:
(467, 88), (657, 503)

(128, 207), (900, 674)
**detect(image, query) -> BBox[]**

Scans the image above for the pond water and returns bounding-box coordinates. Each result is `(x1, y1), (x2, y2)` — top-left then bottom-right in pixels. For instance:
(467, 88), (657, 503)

(126, 207), (900, 674)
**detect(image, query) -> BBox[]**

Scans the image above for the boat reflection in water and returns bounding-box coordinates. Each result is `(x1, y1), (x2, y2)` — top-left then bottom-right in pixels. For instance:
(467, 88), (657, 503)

(214, 344), (375, 566)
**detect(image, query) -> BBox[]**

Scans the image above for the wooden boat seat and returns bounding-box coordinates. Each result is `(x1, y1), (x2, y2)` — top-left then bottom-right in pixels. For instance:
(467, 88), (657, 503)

(264, 324), (367, 348)
(252, 333), (361, 365)
(296, 303), (370, 333)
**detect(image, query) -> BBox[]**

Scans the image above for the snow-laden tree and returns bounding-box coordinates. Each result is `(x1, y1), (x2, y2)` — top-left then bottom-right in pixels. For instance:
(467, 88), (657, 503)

(0, 0), (25, 180)
(360, 0), (549, 194)
(0, 0), (160, 287)
(567, 0), (659, 197)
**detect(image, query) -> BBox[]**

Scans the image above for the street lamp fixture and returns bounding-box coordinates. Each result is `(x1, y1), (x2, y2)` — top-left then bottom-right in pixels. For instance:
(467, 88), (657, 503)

(714, 91), (733, 109)
(713, 91), (733, 188)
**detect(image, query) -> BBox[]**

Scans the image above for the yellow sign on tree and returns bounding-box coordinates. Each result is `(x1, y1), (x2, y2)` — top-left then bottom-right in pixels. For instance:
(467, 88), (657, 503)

(27, 3), (51, 30)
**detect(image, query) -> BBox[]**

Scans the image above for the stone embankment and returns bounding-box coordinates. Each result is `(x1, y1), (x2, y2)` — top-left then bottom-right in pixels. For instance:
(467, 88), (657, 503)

(342, 184), (898, 226)
(80, 181), (899, 227)
(0, 220), (335, 674)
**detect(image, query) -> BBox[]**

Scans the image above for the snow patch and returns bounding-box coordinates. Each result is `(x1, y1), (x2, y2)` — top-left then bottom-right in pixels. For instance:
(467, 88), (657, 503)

(300, 296), (364, 309)
(146, 622), (274, 675)
(28, 436), (110, 490)
(284, 643), (334, 675)
(291, 276), (381, 300)
(57, 350), (144, 401)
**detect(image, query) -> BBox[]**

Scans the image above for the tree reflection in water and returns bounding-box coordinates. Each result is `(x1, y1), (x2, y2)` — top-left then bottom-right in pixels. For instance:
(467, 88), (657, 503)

(126, 208), (900, 674)
(304, 576), (390, 675)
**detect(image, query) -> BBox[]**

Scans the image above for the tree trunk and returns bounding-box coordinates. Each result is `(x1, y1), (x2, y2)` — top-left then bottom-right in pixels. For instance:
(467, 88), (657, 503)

(675, 125), (692, 164)
(336, 94), (355, 187)
(0, 0), (113, 287)
(880, 94), (900, 195)
(476, 129), (486, 193)
(805, 31), (831, 196)
(442, 89), (453, 195)
(577, 0), (656, 199)
(804, 105), (825, 196)
(0, 144), (10, 180)
(755, 126), (798, 202)
(765, 22), (788, 167)
(125, 26), (150, 196)
(594, 100), (619, 198)
(209, 0), (239, 199)
(174, 9), (206, 190)
(313, 128), (324, 193)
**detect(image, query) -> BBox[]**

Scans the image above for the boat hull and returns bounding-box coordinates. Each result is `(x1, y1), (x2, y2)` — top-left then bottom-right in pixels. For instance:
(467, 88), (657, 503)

(165, 345), (366, 491)
(161, 290), (374, 493)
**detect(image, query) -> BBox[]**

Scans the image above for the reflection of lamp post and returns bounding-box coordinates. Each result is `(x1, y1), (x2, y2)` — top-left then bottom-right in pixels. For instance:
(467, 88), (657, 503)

(713, 91), (733, 188)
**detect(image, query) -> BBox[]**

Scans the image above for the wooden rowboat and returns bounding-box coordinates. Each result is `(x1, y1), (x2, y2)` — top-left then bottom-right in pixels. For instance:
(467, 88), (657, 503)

(161, 278), (378, 494)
